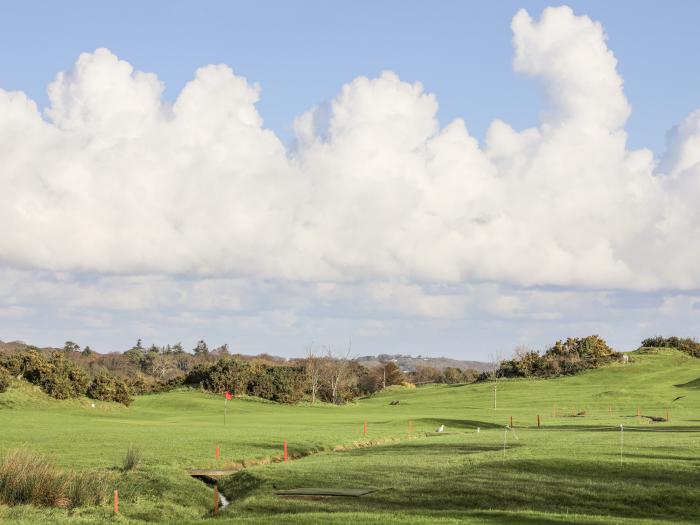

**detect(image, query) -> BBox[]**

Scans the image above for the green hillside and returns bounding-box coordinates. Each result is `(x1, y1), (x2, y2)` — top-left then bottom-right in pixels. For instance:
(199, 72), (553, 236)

(1, 348), (698, 524)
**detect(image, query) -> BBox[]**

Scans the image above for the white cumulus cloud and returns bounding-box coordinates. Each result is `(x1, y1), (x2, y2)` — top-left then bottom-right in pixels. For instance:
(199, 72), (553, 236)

(2, 6), (700, 355)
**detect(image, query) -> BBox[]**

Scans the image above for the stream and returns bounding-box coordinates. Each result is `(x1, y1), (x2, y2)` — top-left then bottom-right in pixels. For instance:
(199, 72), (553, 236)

(190, 474), (230, 511)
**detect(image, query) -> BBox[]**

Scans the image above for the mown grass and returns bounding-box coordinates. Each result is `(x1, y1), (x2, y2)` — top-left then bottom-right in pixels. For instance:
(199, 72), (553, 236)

(0, 347), (698, 523)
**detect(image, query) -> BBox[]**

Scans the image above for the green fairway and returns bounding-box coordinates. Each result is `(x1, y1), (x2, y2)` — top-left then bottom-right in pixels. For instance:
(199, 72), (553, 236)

(1, 348), (699, 524)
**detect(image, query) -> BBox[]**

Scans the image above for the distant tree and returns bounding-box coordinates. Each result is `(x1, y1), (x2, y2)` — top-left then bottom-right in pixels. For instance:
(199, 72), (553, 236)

(174, 352), (192, 373)
(81, 345), (95, 356)
(63, 341), (80, 353)
(383, 361), (405, 386)
(323, 341), (355, 404)
(212, 344), (230, 357)
(412, 365), (441, 384)
(193, 340), (209, 356)
(442, 367), (464, 384)
(123, 347), (144, 365)
(147, 353), (175, 379)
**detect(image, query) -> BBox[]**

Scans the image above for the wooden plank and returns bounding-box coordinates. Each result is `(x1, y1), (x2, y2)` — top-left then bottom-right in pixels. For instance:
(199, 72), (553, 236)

(187, 469), (238, 477)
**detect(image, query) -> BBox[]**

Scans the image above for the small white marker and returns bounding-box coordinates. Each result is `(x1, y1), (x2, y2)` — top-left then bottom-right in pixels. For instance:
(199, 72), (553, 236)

(476, 427), (480, 433)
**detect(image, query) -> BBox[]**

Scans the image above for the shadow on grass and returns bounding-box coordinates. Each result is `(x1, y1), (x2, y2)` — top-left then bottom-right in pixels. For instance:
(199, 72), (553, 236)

(414, 417), (503, 429)
(343, 442), (511, 459)
(619, 452), (700, 462)
(239, 442), (700, 523)
(674, 377), (700, 388)
(533, 424), (700, 432)
(470, 511), (607, 525)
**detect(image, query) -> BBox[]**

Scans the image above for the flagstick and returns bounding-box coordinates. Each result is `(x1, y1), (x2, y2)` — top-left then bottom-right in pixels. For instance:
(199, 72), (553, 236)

(224, 397), (228, 425)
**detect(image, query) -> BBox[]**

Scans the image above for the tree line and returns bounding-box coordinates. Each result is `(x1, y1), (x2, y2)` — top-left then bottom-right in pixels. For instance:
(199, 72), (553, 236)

(5, 333), (693, 406)
(0, 339), (482, 405)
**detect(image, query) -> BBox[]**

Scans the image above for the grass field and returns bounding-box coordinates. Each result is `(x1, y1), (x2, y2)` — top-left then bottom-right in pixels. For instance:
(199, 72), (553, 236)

(1, 347), (699, 524)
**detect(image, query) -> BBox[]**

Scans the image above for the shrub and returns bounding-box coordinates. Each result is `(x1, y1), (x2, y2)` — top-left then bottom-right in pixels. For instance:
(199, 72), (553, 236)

(490, 335), (619, 380)
(0, 450), (111, 508)
(641, 336), (700, 358)
(185, 358), (307, 404)
(247, 364), (306, 404)
(1, 350), (90, 400)
(186, 358), (251, 394)
(126, 374), (184, 395)
(87, 373), (133, 406)
(0, 367), (10, 393)
(122, 445), (141, 472)
(0, 354), (23, 376)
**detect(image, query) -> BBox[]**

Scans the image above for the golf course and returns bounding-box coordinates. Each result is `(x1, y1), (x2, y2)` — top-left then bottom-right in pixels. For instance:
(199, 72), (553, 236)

(0, 346), (698, 524)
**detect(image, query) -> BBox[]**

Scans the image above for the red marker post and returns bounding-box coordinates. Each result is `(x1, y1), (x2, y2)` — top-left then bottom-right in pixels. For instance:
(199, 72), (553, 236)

(215, 446), (220, 461)
(363, 421), (367, 436)
(113, 490), (119, 514)
(283, 440), (288, 462)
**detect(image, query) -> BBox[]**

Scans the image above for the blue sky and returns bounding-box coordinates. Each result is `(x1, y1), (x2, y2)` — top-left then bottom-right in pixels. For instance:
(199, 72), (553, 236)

(2, 1), (699, 154)
(2, 2), (700, 359)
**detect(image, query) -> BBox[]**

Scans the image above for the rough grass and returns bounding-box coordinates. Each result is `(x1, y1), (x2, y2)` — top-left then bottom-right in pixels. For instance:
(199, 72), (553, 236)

(0, 347), (698, 523)
(122, 445), (141, 472)
(0, 450), (112, 508)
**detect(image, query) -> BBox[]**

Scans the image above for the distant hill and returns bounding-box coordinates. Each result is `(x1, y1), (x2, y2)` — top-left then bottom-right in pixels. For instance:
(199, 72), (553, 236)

(0, 340), (60, 353)
(355, 354), (490, 373)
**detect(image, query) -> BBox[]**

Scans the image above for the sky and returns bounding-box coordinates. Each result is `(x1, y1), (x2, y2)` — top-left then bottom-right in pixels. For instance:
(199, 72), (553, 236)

(1, 1), (700, 359)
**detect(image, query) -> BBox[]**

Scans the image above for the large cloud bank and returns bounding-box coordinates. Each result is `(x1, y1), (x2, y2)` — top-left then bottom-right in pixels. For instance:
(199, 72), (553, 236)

(2, 5), (700, 306)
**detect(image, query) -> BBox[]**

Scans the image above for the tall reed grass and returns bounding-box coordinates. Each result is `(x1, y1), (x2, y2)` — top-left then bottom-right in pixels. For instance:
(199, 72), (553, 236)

(122, 445), (141, 472)
(0, 449), (112, 508)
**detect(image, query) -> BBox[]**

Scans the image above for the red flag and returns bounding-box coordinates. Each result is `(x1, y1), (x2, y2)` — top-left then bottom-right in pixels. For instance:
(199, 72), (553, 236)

(225, 391), (232, 400)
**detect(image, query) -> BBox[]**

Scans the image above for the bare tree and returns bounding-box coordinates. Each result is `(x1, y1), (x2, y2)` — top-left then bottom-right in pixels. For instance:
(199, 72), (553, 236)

(149, 353), (175, 379)
(304, 343), (323, 404)
(324, 339), (354, 404)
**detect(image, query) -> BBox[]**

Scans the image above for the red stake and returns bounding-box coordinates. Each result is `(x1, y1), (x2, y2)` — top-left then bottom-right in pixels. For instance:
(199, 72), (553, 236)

(283, 440), (288, 462)
(363, 421), (367, 435)
(215, 446), (220, 461)
(113, 490), (119, 514)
